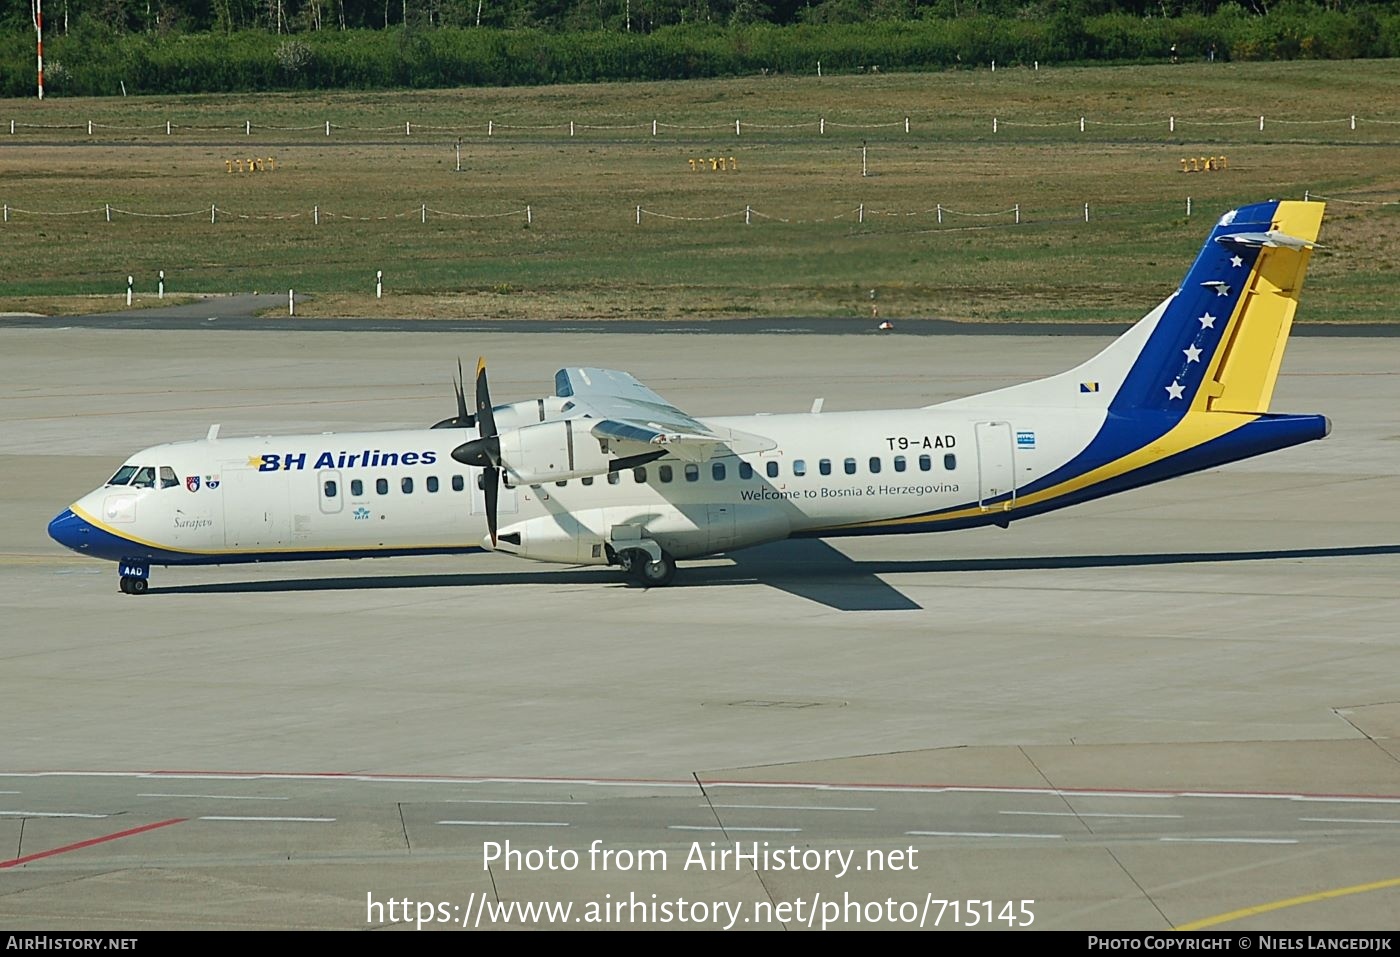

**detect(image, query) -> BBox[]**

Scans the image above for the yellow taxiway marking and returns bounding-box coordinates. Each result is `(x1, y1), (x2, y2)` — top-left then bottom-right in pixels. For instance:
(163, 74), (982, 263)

(1177, 876), (1400, 930)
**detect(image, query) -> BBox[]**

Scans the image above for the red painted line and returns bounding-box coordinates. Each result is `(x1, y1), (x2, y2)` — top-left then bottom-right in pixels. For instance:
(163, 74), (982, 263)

(0, 817), (186, 869)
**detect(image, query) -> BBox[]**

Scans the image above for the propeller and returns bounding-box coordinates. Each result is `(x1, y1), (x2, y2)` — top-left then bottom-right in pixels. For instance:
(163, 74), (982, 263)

(430, 359), (476, 430)
(451, 357), (502, 547)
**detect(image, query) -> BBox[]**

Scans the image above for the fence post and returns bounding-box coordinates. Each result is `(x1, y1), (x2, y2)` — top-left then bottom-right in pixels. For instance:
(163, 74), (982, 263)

(569, 120), (574, 137)
(820, 118), (825, 135)
(858, 203), (864, 224)
(1351, 115), (1356, 131)
(210, 204), (215, 223)
(106, 204), (111, 222)
(1014, 204), (1020, 225)
(158, 269), (164, 299)
(1080, 116), (1085, 132)
(2, 205), (6, 222)
(314, 205), (319, 225)
(937, 204), (942, 224)
(745, 205), (751, 225)
(991, 60), (996, 72)
(406, 121), (411, 136)
(421, 203), (426, 224)
(1169, 116), (1175, 133)
(905, 117), (910, 133)
(455, 142), (461, 172)
(526, 205), (532, 225)
(1259, 114), (1265, 132)
(861, 143), (867, 177)
(652, 119), (657, 136)
(326, 120), (331, 136)
(1304, 190), (1310, 202)
(126, 276), (133, 306)
(376, 270), (382, 299)
(488, 120), (493, 136)
(9, 120), (13, 134)
(1084, 203), (1090, 223)
(735, 119), (740, 136)
(993, 117), (998, 134)
(1187, 196), (1192, 217)
(88, 120), (92, 135)
(166, 120), (171, 135)
(289, 289), (294, 315)
(636, 205), (641, 225)
(246, 120), (251, 135)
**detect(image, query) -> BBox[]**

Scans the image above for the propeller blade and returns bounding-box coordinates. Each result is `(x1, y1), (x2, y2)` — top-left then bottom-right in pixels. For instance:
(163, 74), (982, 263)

(455, 358), (470, 423)
(474, 357), (497, 440)
(484, 466), (499, 547)
(450, 435), (499, 468)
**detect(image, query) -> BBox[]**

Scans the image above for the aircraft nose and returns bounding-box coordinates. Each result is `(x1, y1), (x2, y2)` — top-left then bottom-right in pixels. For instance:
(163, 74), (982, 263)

(48, 508), (93, 553)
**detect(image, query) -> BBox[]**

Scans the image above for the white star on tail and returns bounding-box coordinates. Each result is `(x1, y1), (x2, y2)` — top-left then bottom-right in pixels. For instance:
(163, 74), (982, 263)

(1184, 344), (1202, 363)
(1199, 312), (1216, 328)
(1166, 381), (1185, 400)
(1230, 255), (1244, 268)
(1215, 284), (1232, 296)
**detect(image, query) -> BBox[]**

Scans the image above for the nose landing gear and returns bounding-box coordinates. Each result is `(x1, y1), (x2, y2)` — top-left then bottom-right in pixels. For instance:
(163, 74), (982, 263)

(118, 561), (150, 596)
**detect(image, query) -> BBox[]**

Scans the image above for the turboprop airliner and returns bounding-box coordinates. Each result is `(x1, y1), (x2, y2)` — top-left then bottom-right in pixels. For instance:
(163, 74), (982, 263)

(49, 199), (1330, 594)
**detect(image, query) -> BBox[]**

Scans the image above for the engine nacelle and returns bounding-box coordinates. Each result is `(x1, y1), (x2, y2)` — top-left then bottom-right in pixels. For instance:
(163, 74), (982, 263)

(499, 419), (612, 485)
(490, 396), (574, 432)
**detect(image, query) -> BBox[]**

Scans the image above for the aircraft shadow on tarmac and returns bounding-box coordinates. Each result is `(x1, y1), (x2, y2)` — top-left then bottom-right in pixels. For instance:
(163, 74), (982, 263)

(152, 540), (1400, 612)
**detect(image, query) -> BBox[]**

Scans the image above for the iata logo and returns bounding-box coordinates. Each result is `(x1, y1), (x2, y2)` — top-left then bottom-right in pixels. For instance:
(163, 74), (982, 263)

(185, 475), (201, 493)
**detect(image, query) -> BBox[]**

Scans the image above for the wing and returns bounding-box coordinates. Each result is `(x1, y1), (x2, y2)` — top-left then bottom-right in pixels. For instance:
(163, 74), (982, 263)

(554, 367), (774, 462)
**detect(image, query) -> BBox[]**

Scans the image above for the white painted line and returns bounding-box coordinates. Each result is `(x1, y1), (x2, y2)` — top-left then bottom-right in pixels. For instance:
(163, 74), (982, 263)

(668, 826), (802, 833)
(1159, 837), (1298, 845)
(907, 830), (1062, 839)
(1299, 817), (1400, 825)
(1000, 811), (1184, 820)
(707, 804), (875, 813)
(140, 793), (289, 801)
(0, 791), (19, 795)
(445, 799), (588, 807)
(0, 811), (108, 819)
(438, 820), (570, 827)
(199, 815), (335, 823)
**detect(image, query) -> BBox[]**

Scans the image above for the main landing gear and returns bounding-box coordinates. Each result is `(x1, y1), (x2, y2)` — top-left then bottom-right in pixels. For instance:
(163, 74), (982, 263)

(613, 547), (678, 588)
(118, 561), (150, 595)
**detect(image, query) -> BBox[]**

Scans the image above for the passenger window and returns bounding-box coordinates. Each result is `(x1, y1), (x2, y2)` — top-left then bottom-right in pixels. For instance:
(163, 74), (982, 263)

(452, 474), (464, 492)
(555, 480), (567, 487)
(132, 467), (156, 488)
(324, 479), (338, 498)
(607, 472), (621, 485)
(402, 477), (414, 494)
(919, 454), (932, 472)
(658, 465), (673, 483)
(765, 461), (779, 478)
(427, 476), (439, 493)
(712, 463), (726, 481)
(894, 455), (907, 472)
(793, 459), (806, 477)
(869, 457), (882, 474)
(159, 466), (179, 489)
(633, 467), (647, 483)
(819, 459), (831, 476)
(376, 478), (388, 495)
(582, 476), (594, 486)
(685, 464), (699, 482)
(108, 465), (138, 486)
(944, 453), (957, 470)
(844, 458), (856, 475)
(739, 462), (753, 480)
(351, 479), (364, 496)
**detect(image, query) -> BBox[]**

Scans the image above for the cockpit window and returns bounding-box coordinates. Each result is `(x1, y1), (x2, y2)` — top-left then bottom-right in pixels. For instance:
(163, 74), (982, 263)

(107, 465), (138, 486)
(159, 466), (179, 489)
(131, 467), (156, 488)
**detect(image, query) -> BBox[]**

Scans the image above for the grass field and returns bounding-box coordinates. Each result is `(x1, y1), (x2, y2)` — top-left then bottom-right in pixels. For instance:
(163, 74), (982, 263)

(2, 60), (1398, 323)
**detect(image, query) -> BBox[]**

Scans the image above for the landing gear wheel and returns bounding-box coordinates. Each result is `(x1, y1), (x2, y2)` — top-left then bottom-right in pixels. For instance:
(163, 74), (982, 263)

(630, 550), (676, 588)
(119, 576), (148, 595)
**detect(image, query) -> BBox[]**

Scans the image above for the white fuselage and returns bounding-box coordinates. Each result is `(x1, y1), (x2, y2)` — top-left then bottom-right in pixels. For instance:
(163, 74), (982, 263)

(63, 405), (1100, 568)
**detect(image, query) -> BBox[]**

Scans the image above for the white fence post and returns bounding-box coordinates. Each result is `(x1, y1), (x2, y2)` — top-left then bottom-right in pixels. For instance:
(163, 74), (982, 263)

(246, 120), (251, 135)
(1186, 196), (1192, 217)
(1080, 116), (1085, 132)
(1084, 202), (1090, 223)
(314, 204), (319, 225)
(105, 204), (111, 222)
(406, 121), (411, 135)
(1259, 115), (1265, 131)
(455, 142), (461, 172)
(210, 204), (215, 223)
(904, 117), (909, 133)
(861, 143), (867, 177)
(526, 205), (532, 225)
(936, 204), (942, 224)
(488, 120), (493, 136)
(1351, 115), (1356, 131)
(2, 204), (7, 222)
(735, 119), (740, 136)
(288, 289), (294, 315)
(652, 119), (657, 136)
(87, 120), (92, 135)
(1170, 115), (1175, 133)
(1014, 204), (1020, 225)
(376, 270), (382, 299)
(126, 275), (133, 306)
(569, 120), (574, 137)
(636, 205), (641, 225)
(326, 120), (331, 136)
(858, 203), (864, 224)
(166, 120), (171, 135)
(421, 203), (426, 224)
(993, 117), (998, 133)
(820, 117), (825, 135)
(745, 205), (751, 225)
(158, 269), (164, 299)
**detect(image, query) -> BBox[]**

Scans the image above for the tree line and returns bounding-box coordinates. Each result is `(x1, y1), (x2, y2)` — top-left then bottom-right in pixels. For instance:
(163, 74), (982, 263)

(4, 1), (1398, 96)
